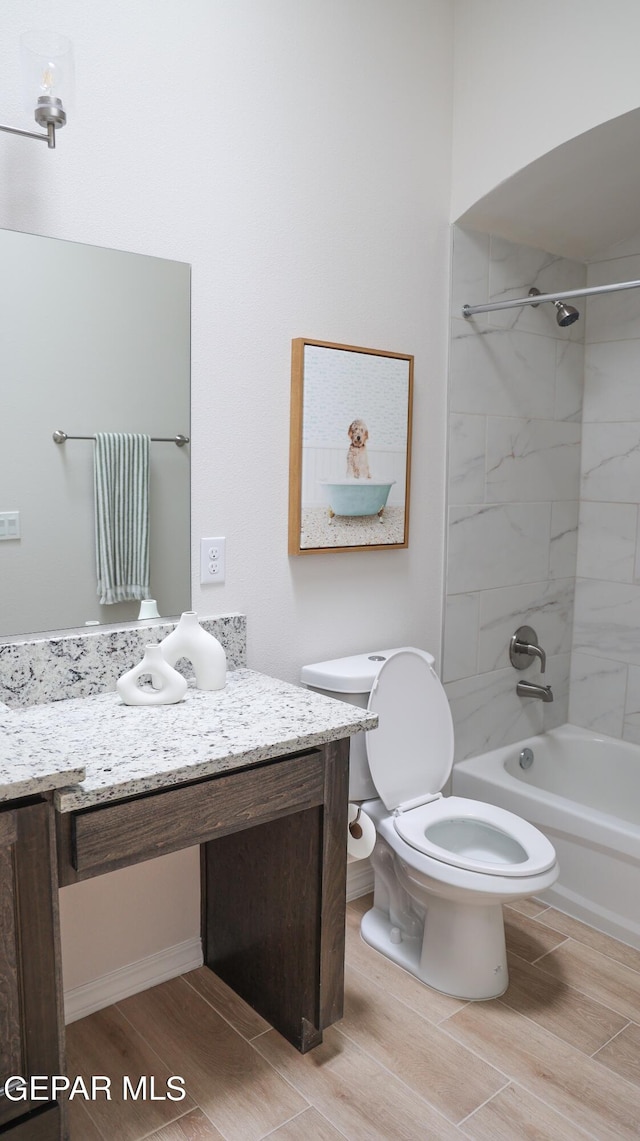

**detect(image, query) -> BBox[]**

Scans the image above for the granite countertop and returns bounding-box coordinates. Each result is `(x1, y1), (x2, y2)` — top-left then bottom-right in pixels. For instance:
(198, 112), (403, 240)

(0, 706), (86, 802)
(1, 669), (377, 812)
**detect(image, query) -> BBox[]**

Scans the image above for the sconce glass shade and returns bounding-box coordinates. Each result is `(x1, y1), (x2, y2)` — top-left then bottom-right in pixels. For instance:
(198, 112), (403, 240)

(20, 30), (74, 120)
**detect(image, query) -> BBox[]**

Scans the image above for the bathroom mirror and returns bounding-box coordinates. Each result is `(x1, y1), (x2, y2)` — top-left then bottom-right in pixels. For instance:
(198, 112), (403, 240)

(0, 227), (191, 639)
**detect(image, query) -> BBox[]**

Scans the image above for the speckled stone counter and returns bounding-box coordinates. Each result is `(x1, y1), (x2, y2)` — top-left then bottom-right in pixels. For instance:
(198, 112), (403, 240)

(2, 669), (376, 812)
(0, 614), (246, 708)
(0, 706), (86, 801)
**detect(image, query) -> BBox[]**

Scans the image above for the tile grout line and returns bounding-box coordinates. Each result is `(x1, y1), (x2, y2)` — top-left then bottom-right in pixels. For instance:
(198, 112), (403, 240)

(434, 1005), (640, 1137)
(127, 1020), (316, 1141)
(527, 941), (640, 1022)
(248, 1026), (275, 1043)
(457, 1077), (603, 1141)
(346, 957), (472, 1027)
(171, 980), (336, 1128)
(435, 965), (640, 1107)
(505, 946), (637, 1031)
(586, 1052), (640, 1103)
(531, 910), (640, 976)
(506, 902), (552, 919)
(510, 921), (571, 964)
(68, 999), (200, 1141)
(257, 1105), (350, 1141)
(436, 991), (617, 1075)
(111, 983), (274, 1141)
(330, 1019), (511, 1130)
(589, 1019), (634, 1059)
(498, 993), (632, 1066)
(136, 1108), (204, 1141)
(455, 1081), (517, 1130)
(180, 970), (270, 1043)
(113, 996), (193, 1083)
(68, 1098), (117, 1141)
(71, 898), (640, 1141)
(242, 1032), (321, 1120)
(496, 1001), (640, 1098)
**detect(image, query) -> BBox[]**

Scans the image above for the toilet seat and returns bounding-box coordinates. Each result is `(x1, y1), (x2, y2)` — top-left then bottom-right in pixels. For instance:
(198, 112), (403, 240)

(393, 795), (557, 877)
(366, 649), (454, 810)
(365, 649), (556, 878)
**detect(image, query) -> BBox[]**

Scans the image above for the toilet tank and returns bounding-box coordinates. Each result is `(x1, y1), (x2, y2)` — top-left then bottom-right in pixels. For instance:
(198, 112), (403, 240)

(301, 648), (433, 800)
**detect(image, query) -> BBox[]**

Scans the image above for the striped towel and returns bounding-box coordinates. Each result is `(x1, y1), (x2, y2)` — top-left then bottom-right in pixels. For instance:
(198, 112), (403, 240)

(94, 433), (150, 605)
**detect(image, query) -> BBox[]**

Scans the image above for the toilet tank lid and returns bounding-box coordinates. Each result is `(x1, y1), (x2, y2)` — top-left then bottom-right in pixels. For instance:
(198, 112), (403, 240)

(301, 648), (435, 694)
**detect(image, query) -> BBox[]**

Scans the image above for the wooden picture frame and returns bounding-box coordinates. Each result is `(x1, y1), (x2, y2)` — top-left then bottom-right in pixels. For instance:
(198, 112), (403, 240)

(289, 338), (413, 555)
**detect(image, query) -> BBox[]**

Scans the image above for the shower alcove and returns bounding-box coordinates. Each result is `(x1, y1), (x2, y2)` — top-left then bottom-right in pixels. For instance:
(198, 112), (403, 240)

(444, 107), (640, 762)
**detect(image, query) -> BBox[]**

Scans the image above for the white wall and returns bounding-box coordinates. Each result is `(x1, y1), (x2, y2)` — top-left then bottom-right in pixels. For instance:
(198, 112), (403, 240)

(451, 0), (640, 222)
(0, 1), (454, 987)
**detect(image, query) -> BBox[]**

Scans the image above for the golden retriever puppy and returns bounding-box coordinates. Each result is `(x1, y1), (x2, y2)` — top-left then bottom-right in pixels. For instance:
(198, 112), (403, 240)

(346, 419), (371, 478)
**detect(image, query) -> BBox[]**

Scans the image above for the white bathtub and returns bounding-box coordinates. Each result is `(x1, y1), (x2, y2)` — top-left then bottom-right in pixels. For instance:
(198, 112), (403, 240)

(452, 723), (640, 949)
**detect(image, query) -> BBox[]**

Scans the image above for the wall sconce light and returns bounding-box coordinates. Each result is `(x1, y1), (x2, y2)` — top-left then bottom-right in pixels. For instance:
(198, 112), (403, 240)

(0, 31), (74, 149)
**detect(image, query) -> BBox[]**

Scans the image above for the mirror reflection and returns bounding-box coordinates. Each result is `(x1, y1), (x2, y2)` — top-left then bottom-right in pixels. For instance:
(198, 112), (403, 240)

(0, 228), (191, 639)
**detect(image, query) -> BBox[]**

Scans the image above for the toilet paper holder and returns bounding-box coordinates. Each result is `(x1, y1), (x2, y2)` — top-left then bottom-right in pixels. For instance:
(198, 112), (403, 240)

(347, 803), (376, 860)
(349, 806), (363, 840)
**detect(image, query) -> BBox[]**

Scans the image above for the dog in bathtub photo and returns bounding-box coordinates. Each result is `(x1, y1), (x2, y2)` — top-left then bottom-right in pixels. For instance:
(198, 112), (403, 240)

(346, 418), (371, 479)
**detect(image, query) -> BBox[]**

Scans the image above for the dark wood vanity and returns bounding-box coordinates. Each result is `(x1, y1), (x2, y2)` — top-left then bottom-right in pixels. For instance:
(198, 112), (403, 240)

(56, 738), (350, 1054)
(0, 669), (375, 1141)
(0, 796), (65, 1138)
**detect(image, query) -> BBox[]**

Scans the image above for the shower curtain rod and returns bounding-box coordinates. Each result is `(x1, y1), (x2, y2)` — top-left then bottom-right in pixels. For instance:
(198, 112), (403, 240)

(462, 277), (640, 319)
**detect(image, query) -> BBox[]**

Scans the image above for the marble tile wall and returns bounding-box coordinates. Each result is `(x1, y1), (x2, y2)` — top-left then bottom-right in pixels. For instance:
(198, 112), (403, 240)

(571, 235), (640, 741)
(444, 227), (585, 761)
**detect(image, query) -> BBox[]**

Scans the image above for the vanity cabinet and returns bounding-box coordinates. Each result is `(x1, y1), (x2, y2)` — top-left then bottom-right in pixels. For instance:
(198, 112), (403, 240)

(56, 738), (350, 1053)
(0, 797), (65, 1139)
(0, 649), (371, 1133)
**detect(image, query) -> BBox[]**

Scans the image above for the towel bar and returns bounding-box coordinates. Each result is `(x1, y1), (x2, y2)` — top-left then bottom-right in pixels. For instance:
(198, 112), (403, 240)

(53, 430), (189, 446)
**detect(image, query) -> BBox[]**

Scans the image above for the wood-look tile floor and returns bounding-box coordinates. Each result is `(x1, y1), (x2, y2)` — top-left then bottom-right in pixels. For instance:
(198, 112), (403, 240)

(66, 895), (640, 1140)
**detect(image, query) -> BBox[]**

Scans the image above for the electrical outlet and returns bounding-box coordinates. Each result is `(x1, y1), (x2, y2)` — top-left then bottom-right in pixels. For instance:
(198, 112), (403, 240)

(200, 536), (225, 584)
(0, 511), (20, 540)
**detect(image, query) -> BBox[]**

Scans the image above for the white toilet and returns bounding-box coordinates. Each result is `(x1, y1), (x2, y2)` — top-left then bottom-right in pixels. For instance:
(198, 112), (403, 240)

(301, 647), (558, 1000)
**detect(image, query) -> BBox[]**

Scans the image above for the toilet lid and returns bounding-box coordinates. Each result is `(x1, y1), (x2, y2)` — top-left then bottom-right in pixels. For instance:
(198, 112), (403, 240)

(366, 649), (454, 811)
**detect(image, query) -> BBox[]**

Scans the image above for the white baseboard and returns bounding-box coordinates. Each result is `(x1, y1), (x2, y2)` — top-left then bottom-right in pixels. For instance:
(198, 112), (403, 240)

(64, 937), (203, 1025)
(346, 857), (373, 901)
(64, 867), (372, 1027)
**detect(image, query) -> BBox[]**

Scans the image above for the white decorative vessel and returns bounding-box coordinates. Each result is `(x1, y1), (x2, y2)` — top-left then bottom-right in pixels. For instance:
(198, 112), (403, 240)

(138, 598), (160, 620)
(116, 644), (188, 706)
(159, 611), (226, 691)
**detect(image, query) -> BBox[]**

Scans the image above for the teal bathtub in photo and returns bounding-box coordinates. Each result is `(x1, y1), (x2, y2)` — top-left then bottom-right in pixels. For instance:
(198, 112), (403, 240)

(319, 479), (395, 517)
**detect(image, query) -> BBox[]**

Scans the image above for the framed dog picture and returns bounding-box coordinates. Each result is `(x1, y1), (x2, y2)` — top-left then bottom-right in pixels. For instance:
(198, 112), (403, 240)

(289, 338), (413, 555)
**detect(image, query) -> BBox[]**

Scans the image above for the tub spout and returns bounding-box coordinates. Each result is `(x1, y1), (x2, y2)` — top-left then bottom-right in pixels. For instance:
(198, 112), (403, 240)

(516, 679), (554, 703)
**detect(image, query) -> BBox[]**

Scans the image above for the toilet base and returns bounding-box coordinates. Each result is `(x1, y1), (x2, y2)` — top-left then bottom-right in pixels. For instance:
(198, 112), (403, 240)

(361, 897), (509, 1001)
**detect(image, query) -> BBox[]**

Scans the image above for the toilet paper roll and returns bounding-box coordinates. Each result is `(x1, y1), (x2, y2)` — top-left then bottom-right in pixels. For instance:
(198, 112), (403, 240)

(347, 803), (376, 859)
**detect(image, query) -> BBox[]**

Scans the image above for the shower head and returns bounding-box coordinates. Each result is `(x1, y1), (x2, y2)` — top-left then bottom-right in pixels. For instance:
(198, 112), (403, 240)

(554, 299), (580, 327)
(527, 287), (580, 327)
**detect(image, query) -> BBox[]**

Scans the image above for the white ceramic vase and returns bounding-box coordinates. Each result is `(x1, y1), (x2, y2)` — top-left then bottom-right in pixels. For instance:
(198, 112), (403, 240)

(138, 598), (160, 620)
(116, 644), (188, 706)
(159, 611), (226, 691)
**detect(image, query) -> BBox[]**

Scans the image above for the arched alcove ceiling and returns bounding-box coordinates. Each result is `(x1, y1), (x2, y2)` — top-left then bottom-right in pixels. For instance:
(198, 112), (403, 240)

(454, 107), (640, 262)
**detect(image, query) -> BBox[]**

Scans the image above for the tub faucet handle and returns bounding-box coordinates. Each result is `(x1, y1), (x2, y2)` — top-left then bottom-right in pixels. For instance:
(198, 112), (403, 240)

(509, 625), (546, 673)
(516, 639), (546, 673)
